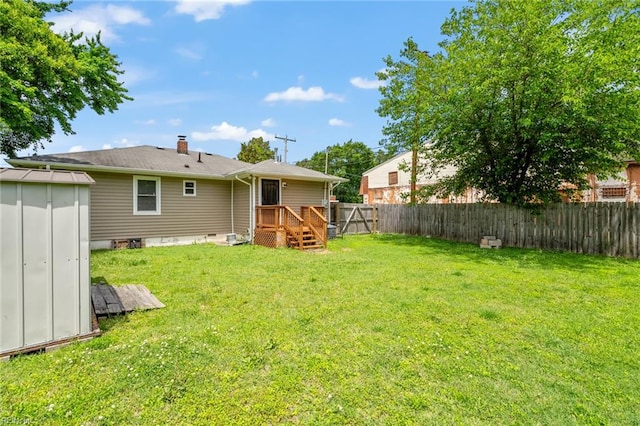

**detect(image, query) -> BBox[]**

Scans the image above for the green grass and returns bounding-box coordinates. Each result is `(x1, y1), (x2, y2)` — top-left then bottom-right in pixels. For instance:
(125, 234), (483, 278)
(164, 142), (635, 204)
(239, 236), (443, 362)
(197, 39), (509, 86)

(2, 234), (639, 425)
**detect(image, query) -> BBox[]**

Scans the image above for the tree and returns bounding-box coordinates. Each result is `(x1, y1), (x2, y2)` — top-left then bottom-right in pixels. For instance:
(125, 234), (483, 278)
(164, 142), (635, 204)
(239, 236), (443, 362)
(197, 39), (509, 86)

(381, 0), (640, 209)
(297, 140), (376, 203)
(0, 0), (132, 158)
(377, 38), (439, 204)
(236, 137), (275, 163)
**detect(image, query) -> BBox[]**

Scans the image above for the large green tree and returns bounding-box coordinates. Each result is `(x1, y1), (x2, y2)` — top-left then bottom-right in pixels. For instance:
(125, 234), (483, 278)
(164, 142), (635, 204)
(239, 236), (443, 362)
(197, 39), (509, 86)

(0, 0), (131, 158)
(297, 140), (376, 203)
(381, 0), (640, 208)
(236, 137), (275, 163)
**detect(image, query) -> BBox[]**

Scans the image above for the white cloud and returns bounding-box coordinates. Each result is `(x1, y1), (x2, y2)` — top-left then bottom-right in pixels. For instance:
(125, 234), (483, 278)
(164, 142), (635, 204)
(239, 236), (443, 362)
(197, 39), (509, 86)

(69, 145), (86, 153)
(102, 144), (113, 150)
(140, 119), (156, 126)
(175, 46), (203, 61)
(192, 122), (270, 142)
(132, 91), (212, 107)
(252, 70), (259, 78)
(113, 138), (138, 148)
(261, 118), (276, 127)
(350, 76), (385, 90)
(107, 5), (150, 25)
(264, 86), (344, 103)
(175, 0), (252, 22)
(168, 118), (183, 127)
(50, 4), (150, 43)
(329, 118), (351, 127)
(121, 64), (155, 88)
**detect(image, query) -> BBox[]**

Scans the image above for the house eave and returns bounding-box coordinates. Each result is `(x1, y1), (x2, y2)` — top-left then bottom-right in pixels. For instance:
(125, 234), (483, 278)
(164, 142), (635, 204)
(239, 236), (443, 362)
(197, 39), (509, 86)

(229, 170), (347, 183)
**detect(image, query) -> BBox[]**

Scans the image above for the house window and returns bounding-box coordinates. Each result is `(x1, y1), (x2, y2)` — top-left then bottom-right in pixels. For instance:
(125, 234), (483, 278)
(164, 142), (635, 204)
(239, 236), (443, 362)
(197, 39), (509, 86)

(388, 171), (398, 185)
(601, 187), (627, 199)
(183, 180), (196, 196)
(134, 176), (161, 215)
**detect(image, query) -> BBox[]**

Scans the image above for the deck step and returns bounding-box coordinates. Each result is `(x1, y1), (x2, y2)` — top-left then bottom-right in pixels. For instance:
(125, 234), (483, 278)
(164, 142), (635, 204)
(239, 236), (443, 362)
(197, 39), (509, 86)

(285, 228), (326, 250)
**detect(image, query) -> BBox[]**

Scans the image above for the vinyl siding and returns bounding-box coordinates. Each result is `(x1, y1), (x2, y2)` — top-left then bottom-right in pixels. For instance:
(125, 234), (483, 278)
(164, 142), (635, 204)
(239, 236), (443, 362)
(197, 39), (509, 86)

(281, 179), (325, 210)
(232, 180), (251, 235)
(90, 172), (233, 240)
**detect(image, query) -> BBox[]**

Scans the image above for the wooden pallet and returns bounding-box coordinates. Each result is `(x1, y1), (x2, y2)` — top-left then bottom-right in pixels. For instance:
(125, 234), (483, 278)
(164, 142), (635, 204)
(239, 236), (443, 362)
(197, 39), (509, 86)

(91, 284), (165, 316)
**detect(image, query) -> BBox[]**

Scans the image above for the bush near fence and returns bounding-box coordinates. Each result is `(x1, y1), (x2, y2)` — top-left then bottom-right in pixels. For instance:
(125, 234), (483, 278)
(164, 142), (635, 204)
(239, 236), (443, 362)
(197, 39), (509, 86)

(376, 203), (640, 258)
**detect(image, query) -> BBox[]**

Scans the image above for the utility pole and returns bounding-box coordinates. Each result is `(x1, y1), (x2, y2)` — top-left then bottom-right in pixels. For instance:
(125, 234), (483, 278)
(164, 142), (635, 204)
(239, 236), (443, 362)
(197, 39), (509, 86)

(274, 134), (296, 163)
(324, 147), (329, 174)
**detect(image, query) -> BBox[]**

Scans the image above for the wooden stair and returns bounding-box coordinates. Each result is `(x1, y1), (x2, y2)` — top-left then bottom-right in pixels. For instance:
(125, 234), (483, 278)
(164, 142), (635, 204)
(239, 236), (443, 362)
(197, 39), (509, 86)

(287, 226), (324, 250)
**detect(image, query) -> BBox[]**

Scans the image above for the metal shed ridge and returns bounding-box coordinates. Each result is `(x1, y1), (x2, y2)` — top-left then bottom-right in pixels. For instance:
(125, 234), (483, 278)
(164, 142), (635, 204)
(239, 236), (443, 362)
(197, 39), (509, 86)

(0, 167), (95, 184)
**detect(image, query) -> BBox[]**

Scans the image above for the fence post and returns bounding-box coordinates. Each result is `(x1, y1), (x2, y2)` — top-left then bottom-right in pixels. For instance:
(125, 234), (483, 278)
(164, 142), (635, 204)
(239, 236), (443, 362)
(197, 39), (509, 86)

(373, 205), (378, 232)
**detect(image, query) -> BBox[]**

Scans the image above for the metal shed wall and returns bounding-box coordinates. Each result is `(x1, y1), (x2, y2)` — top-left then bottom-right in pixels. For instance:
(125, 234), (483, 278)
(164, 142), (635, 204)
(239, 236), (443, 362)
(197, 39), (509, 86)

(0, 169), (93, 355)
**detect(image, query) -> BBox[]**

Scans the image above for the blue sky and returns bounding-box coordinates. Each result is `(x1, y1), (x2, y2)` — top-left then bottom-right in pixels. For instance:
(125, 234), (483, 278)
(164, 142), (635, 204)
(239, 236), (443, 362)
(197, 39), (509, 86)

(4, 0), (465, 167)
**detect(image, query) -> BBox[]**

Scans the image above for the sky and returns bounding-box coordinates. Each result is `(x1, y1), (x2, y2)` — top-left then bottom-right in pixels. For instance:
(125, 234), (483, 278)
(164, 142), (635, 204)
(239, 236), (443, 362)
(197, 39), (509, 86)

(3, 0), (466, 167)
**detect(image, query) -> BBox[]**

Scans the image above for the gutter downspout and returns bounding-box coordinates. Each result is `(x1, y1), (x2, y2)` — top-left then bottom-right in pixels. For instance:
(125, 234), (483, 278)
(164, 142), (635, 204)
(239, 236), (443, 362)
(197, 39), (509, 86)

(235, 175), (253, 242)
(324, 182), (329, 222)
(331, 181), (343, 197)
(231, 180), (234, 234)
(328, 181), (343, 225)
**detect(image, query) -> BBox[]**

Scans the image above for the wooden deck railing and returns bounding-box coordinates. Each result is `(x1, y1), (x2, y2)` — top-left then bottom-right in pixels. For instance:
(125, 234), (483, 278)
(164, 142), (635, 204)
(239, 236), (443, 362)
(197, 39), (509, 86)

(256, 205), (327, 249)
(281, 206), (305, 247)
(300, 206), (327, 247)
(255, 205), (281, 230)
(255, 205), (304, 246)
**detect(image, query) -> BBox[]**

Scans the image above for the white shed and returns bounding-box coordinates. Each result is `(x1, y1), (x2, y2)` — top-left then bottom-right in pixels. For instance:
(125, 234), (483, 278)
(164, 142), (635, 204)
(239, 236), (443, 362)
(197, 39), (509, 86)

(0, 168), (98, 357)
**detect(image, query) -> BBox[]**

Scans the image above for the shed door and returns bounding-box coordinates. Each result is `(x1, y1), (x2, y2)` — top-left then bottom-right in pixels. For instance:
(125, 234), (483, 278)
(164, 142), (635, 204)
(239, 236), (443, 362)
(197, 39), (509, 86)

(261, 179), (280, 205)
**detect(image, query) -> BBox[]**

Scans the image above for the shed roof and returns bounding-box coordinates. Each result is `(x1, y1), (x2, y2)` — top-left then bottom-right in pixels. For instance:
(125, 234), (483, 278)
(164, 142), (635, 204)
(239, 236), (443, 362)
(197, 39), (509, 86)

(0, 168), (95, 185)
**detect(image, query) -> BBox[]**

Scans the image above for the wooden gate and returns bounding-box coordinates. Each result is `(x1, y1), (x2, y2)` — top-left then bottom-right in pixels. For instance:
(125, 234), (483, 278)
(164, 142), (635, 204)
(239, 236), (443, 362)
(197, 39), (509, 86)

(331, 203), (377, 235)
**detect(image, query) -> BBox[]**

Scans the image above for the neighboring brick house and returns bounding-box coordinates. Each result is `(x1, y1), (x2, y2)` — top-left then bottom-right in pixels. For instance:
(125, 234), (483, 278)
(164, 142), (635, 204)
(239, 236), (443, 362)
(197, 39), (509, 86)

(581, 161), (640, 202)
(361, 151), (640, 204)
(359, 151), (481, 204)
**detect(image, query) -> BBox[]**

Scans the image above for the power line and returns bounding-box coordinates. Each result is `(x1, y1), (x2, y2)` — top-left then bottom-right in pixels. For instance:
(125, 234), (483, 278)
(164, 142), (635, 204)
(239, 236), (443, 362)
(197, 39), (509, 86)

(274, 134), (296, 163)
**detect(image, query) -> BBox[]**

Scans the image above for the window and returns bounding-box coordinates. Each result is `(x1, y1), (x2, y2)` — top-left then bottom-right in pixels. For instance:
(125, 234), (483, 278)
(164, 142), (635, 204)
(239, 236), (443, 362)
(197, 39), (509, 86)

(183, 180), (196, 196)
(601, 187), (627, 199)
(134, 176), (161, 215)
(388, 171), (398, 185)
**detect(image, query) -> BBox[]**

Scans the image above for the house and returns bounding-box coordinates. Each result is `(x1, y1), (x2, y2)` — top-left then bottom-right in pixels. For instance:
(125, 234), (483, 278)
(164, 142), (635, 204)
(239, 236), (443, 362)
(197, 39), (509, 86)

(580, 162), (640, 202)
(361, 151), (640, 205)
(359, 150), (481, 204)
(8, 136), (347, 250)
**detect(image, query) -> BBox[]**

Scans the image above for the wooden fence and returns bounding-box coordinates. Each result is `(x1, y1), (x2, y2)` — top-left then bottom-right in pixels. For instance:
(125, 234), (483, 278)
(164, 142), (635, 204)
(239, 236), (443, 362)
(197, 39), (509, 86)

(376, 202), (640, 258)
(330, 203), (377, 235)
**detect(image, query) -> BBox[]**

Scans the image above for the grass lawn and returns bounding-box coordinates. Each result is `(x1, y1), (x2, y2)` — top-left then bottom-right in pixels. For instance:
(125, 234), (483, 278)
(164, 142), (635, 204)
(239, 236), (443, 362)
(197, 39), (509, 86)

(1, 234), (639, 425)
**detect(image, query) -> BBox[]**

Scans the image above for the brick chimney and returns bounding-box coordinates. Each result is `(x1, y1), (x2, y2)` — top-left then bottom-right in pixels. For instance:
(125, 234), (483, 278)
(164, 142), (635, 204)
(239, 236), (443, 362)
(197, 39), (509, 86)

(177, 135), (188, 154)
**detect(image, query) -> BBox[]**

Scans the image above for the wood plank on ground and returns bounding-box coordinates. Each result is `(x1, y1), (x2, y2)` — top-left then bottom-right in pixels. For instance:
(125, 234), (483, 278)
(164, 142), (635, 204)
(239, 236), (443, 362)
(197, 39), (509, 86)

(116, 285), (138, 312)
(91, 284), (164, 316)
(121, 284), (153, 310)
(91, 286), (108, 315)
(92, 285), (124, 316)
(135, 285), (166, 309)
